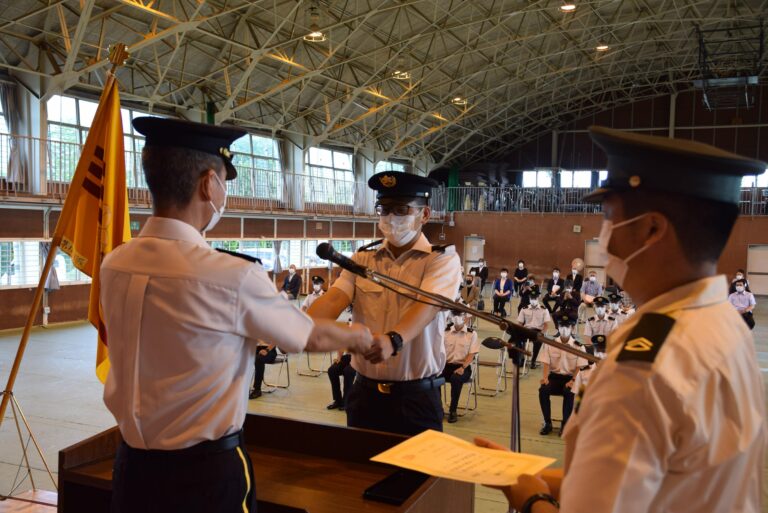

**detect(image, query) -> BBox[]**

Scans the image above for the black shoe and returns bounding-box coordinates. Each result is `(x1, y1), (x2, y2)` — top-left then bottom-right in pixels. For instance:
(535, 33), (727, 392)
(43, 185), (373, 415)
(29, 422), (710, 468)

(339, 404), (346, 411)
(249, 389), (262, 400)
(530, 363), (538, 370)
(447, 411), (458, 423)
(539, 422), (553, 435)
(326, 401), (342, 410)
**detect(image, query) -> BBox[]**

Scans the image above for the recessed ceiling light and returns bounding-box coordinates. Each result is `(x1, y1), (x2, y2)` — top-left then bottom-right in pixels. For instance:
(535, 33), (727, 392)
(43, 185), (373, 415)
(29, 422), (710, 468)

(451, 96), (468, 106)
(596, 44), (609, 51)
(391, 70), (411, 80)
(303, 27), (326, 42)
(560, 3), (576, 12)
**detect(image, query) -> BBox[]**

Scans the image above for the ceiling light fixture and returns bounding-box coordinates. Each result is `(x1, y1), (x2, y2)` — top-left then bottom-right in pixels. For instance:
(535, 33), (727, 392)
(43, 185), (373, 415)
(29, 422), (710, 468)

(596, 44), (609, 51)
(391, 55), (410, 80)
(303, 2), (326, 42)
(451, 96), (468, 106)
(560, 3), (576, 12)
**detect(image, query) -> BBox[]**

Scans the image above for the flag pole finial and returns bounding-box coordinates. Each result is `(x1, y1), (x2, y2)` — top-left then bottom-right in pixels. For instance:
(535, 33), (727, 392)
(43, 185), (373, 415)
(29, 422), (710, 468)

(108, 43), (129, 74)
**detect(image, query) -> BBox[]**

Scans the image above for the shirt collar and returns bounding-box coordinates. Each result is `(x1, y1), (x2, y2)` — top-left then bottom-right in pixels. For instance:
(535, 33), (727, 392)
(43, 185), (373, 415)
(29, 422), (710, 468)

(139, 216), (208, 247)
(380, 232), (432, 255)
(635, 275), (728, 317)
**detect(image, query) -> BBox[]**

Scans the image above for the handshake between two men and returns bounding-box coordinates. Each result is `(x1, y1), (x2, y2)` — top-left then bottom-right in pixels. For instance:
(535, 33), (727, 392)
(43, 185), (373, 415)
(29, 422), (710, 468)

(302, 318), (395, 364)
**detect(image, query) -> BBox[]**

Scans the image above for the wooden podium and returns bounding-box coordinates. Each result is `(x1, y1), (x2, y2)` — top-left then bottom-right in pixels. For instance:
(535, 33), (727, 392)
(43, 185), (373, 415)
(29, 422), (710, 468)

(58, 414), (474, 513)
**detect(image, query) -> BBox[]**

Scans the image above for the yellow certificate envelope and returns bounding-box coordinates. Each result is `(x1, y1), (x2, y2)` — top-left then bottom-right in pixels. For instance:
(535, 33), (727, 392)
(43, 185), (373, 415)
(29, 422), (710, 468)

(371, 430), (555, 486)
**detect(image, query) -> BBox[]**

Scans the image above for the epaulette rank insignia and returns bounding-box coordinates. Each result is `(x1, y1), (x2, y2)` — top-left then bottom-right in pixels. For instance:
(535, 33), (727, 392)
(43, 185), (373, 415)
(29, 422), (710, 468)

(616, 313), (675, 364)
(215, 248), (262, 265)
(430, 244), (452, 253)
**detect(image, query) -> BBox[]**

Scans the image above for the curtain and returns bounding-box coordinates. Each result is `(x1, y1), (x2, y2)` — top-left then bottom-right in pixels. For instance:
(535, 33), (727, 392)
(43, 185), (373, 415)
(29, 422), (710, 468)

(273, 240), (283, 274)
(0, 84), (29, 190)
(41, 242), (60, 291)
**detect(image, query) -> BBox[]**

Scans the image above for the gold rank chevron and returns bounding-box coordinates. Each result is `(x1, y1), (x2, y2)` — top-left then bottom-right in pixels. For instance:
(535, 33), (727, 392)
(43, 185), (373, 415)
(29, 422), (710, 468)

(623, 337), (654, 352)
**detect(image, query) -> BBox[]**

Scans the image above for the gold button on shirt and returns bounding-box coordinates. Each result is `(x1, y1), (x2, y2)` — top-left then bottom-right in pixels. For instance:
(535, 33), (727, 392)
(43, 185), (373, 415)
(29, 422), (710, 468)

(332, 234), (461, 381)
(101, 217), (314, 450)
(562, 276), (766, 512)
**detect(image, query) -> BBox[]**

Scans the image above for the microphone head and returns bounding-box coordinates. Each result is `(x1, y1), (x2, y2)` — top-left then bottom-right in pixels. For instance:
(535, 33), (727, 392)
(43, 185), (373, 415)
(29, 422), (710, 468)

(316, 242), (334, 260)
(481, 337), (507, 350)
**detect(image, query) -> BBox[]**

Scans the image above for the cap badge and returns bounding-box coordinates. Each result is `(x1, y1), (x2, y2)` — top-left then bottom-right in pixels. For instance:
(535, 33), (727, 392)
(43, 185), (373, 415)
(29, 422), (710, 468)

(629, 175), (641, 187)
(219, 147), (232, 160)
(380, 175), (397, 188)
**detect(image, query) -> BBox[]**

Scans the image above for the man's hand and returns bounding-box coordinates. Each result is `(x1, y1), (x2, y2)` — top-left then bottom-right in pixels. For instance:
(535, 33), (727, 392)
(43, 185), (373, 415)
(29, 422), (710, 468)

(363, 333), (394, 364)
(566, 379), (574, 390)
(473, 438), (555, 510)
(540, 377), (549, 385)
(454, 366), (465, 376)
(259, 349), (268, 357)
(346, 323), (374, 354)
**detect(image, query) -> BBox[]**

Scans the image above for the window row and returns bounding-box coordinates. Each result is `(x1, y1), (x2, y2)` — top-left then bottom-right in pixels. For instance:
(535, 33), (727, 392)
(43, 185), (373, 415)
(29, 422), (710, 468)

(0, 241), (90, 288)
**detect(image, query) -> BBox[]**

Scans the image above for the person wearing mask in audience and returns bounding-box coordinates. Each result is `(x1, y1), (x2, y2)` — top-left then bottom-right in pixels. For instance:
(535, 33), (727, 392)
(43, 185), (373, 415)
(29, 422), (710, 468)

(565, 264), (583, 293)
(728, 279), (757, 330)
(537, 314), (587, 436)
(460, 273), (480, 309)
(729, 269), (751, 294)
(517, 289), (552, 368)
(469, 258), (489, 294)
(572, 334), (608, 399)
(282, 264), (301, 300)
(308, 172), (462, 436)
(301, 275), (325, 312)
(478, 127), (766, 513)
(577, 270), (604, 323)
(493, 268), (514, 317)
(441, 312), (480, 423)
(554, 284), (581, 328)
(606, 292), (629, 326)
(518, 276), (538, 313)
(583, 297), (619, 341)
(513, 260), (529, 297)
(542, 267), (565, 312)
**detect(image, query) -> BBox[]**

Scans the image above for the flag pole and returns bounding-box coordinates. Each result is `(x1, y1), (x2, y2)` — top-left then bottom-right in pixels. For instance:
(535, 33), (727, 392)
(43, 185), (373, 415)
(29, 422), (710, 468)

(0, 43), (129, 429)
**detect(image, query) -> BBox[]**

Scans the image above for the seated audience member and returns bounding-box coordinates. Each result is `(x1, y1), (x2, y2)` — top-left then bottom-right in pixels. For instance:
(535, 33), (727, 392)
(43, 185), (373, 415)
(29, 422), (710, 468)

(460, 273), (481, 308)
(577, 270), (604, 322)
(573, 334), (608, 398)
(553, 285), (581, 327)
(517, 289), (552, 368)
(301, 275), (325, 311)
(282, 264), (301, 300)
(469, 258), (489, 293)
(513, 260), (528, 297)
(493, 268), (513, 317)
(542, 267), (565, 312)
(728, 279), (757, 330)
(441, 312), (480, 423)
(607, 292), (629, 325)
(584, 296), (619, 340)
(326, 350), (356, 410)
(537, 315), (588, 436)
(250, 343), (277, 399)
(729, 269), (752, 294)
(565, 265), (583, 293)
(518, 276), (538, 313)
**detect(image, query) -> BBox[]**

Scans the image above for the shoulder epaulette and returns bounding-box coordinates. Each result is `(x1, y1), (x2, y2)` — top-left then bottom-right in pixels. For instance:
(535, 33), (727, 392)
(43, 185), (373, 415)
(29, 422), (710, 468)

(616, 313), (675, 364)
(357, 239), (384, 252)
(588, 316), (595, 321)
(608, 316), (616, 321)
(580, 364), (592, 371)
(445, 322), (453, 331)
(430, 243), (453, 253)
(467, 327), (474, 333)
(215, 248), (262, 265)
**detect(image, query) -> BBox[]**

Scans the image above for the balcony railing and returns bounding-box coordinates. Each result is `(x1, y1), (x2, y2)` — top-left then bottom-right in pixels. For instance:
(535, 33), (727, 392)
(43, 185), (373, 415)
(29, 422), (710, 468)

(430, 185), (768, 218)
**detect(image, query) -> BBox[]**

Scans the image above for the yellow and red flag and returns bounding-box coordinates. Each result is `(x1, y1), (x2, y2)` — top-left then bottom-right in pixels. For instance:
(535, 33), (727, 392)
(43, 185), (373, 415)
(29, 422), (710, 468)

(54, 78), (130, 383)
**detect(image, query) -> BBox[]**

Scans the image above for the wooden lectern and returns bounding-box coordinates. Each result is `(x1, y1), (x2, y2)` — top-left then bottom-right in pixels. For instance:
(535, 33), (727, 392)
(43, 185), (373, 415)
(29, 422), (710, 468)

(58, 414), (474, 513)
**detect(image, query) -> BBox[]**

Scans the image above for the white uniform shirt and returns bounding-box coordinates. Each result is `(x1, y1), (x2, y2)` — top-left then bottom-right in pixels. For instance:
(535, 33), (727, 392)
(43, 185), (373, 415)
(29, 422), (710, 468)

(537, 337), (588, 375)
(332, 234), (461, 381)
(584, 315), (619, 337)
(444, 327), (480, 364)
(101, 217), (314, 450)
(609, 309), (629, 325)
(562, 276), (766, 513)
(301, 289), (324, 311)
(517, 305), (551, 330)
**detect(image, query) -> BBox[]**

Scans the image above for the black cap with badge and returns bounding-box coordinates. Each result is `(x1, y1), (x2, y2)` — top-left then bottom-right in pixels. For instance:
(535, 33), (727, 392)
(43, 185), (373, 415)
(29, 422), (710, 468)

(583, 126), (766, 204)
(593, 296), (609, 307)
(368, 171), (438, 199)
(607, 292), (622, 304)
(311, 275), (325, 285)
(132, 117), (247, 180)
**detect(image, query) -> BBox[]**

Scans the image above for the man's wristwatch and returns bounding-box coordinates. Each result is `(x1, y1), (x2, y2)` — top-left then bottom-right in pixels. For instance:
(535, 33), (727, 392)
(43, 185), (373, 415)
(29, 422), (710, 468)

(520, 493), (559, 513)
(386, 331), (404, 356)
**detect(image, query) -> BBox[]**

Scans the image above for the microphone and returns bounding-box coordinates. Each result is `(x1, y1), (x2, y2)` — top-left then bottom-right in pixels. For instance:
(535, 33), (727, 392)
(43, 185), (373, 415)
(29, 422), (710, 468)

(316, 243), (368, 278)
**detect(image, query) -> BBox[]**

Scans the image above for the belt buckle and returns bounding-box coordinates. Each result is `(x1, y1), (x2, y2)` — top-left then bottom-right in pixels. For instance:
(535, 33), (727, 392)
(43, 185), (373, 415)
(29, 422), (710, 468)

(377, 382), (392, 394)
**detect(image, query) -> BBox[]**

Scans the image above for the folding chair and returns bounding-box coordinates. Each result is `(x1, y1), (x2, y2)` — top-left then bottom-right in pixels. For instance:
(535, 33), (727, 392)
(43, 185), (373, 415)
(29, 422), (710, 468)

(477, 348), (507, 397)
(263, 349), (290, 392)
(442, 355), (479, 417)
(297, 352), (333, 377)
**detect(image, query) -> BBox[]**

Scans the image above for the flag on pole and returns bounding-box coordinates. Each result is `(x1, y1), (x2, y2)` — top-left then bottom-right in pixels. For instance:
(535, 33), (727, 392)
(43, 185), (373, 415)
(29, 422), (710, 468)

(55, 78), (130, 383)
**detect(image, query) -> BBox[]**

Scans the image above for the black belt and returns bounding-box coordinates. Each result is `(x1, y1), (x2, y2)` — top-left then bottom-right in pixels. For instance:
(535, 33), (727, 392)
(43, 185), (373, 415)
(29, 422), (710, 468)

(355, 374), (445, 395)
(120, 430), (242, 459)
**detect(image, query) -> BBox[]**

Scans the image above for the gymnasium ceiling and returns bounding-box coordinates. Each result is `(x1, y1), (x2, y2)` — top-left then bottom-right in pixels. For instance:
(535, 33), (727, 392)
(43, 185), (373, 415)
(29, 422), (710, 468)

(0, 0), (764, 169)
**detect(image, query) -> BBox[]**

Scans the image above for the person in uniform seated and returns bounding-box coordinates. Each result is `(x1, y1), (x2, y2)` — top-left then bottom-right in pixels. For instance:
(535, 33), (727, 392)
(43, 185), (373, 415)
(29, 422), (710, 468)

(480, 126), (767, 513)
(282, 264), (301, 300)
(577, 270), (603, 322)
(537, 314), (588, 436)
(441, 312), (480, 423)
(517, 289), (552, 368)
(492, 268), (514, 317)
(572, 334), (608, 400)
(542, 267), (565, 312)
(606, 292), (629, 325)
(301, 275), (325, 312)
(249, 343), (277, 399)
(100, 117), (373, 513)
(729, 269), (752, 294)
(728, 278), (757, 330)
(517, 276), (538, 313)
(326, 350), (356, 410)
(553, 284), (581, 326)
(583, 296), (619, 341)
(308, 171), (462, 436)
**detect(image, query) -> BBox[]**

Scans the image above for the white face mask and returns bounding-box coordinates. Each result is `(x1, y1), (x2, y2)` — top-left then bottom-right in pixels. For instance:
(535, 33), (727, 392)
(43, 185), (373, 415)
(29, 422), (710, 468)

(553, 272), (560, 279)
(518, 264), (524, 269)
(736, 274), (744, 280)
(589, 276), (596, 282)
(313, 284), (322, 292)
(596, 213), (654, 288)
(378, 213), (421, 247)
(289, 267), (296, 275)
(572, 269), (578, 275)
(452, 316), (465, 329)
(470, 271), (476, 276)
(203, 173), (227, 232)
(500, 272), (508, 279)
(736, 286), (745, 293)
(610, 303), (620, 311)
(530, 298), (539, 307)
(559, 327), (572, 339)
(595, 307), (606, 317)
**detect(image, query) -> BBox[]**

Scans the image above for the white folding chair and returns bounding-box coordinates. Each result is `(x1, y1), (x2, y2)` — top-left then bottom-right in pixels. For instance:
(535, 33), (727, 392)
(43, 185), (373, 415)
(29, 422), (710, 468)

(478, 348), (507, 397)
(297, 352), (333, 377)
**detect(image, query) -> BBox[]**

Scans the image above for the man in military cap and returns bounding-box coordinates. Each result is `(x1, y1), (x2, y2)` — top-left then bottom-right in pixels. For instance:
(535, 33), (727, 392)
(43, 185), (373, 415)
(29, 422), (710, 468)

(441, 311), (480, 423)
(301, 275), (325, 312)
(480, 126), (767, 513)
(308, 171), (461, 435)
(536, 314), (587, 436)
(516, 288), (552, 369)
(583, 296), (618, 340)
(100, 117), (373, 513)
(606, 292), (629, 325)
